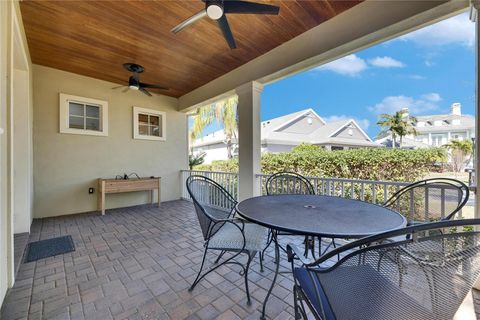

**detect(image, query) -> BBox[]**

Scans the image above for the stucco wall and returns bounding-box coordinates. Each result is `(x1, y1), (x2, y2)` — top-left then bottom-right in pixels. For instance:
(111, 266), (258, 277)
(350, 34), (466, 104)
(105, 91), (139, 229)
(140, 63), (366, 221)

(32, 65), (187, 218)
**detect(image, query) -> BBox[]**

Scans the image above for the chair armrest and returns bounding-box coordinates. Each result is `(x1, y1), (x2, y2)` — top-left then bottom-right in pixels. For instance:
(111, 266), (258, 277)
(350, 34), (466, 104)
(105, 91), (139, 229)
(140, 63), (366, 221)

(287, 243), (315, 266)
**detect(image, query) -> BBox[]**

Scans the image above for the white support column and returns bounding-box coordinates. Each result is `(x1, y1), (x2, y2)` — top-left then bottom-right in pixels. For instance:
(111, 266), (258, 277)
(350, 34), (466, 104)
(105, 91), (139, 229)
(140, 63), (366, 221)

(475, 15), (480, 220)
(236, 81), (263, 201)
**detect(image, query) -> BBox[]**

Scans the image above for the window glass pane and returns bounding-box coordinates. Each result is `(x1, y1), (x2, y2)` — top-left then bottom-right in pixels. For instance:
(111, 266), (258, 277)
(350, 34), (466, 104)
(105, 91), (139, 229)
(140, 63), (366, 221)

(150, 125), (160, 136)
(138, 114), (149, 125)
(149, 115), (159, 125)
(139, 125), (149, 136)
(69, 102), (84, 116)
(69, 116), (84, 129)
(86, 105), (100, 118)
(85, 118), (100, 131)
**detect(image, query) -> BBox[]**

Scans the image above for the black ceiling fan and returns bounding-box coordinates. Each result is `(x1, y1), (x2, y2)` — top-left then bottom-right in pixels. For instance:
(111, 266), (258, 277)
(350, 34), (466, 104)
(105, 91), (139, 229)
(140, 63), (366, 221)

(112, 63), (168, 96)
(171, 0), (280, 49)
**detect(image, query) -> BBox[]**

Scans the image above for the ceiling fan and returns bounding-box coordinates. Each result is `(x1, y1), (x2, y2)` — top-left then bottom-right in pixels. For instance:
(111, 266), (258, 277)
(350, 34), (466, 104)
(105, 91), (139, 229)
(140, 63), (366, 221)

(112, 63), (168, 96)
(171, 0), (280, 49)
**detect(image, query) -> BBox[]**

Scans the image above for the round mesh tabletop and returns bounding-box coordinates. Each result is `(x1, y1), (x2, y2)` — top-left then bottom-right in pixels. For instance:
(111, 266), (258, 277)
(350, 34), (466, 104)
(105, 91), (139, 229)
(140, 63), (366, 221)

(236, 195), (407, 238)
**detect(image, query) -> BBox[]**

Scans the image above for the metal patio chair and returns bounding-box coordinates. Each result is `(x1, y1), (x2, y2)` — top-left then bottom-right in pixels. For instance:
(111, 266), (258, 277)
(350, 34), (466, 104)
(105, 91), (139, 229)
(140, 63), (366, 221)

(383, 178), (469, 225)
(186, 175), (267, 305)
(287, 219), (480, 320)
(265, 172), (317, 257)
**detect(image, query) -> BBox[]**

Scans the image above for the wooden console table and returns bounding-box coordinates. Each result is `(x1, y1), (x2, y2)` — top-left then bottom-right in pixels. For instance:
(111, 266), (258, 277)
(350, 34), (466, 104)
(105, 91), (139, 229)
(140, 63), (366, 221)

(97, 177), (161, 215)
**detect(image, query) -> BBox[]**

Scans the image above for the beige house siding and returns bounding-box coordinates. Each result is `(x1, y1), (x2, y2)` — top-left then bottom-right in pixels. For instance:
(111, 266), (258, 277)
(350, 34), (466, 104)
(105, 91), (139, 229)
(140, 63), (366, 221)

(32, 65), (187, 218)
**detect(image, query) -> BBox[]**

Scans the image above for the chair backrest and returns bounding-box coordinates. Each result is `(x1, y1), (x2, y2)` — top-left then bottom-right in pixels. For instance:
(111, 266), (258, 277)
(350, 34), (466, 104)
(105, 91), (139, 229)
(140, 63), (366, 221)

(265, 172), (315, 195)
(186, 175), (237, 240)
(383, 178), (469, 224)
(306, 219), (480, 320)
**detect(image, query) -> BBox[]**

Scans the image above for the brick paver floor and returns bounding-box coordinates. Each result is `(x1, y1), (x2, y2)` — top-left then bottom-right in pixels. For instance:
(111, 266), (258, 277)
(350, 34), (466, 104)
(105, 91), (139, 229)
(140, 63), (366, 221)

(2, 200), (479, 320)
(0, 200), (311, 320)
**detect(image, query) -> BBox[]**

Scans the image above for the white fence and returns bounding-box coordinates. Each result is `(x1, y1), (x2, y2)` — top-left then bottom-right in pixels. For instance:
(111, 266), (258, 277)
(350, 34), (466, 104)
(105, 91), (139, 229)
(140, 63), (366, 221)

(181, 170), (409, 203)
(180, 170), (467, 221)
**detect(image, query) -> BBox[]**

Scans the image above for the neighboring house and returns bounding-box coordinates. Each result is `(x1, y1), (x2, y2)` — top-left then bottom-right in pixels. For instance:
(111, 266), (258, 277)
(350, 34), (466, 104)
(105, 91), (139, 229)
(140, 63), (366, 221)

(375, 136), (431, 149)
(192, 109), (379, 163)
(376, 103), (475, 149)
(413, 103), (475, 146)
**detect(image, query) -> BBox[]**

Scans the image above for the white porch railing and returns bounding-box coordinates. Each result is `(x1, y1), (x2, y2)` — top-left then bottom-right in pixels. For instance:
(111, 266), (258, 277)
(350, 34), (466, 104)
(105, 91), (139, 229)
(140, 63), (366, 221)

(180, 170), (468, 220)
(181, 170), (239, 200)
(180, 170), (409, 203)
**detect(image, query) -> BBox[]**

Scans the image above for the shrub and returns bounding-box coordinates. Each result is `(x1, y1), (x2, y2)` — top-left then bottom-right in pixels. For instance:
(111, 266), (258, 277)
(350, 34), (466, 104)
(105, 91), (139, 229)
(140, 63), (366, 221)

(193, 144), (446, 182)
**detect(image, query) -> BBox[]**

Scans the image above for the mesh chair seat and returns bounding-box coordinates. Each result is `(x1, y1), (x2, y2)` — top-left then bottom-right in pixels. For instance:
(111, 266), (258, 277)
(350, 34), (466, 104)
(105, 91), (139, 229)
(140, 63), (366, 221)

(209, 222), (267, 252)
(288, 219), (480, 320)
(295, 265), (435, 320)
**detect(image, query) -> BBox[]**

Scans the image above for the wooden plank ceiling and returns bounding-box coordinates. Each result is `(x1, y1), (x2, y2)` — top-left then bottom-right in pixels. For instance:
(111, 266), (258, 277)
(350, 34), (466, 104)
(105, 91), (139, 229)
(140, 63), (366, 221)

(20, 0), (363, 98)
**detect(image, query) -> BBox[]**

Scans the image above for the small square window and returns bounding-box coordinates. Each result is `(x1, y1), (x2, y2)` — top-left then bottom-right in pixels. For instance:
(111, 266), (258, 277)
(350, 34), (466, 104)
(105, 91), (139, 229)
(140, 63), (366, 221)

(60, 94), (108, 136)
(133, 107), (166, 141)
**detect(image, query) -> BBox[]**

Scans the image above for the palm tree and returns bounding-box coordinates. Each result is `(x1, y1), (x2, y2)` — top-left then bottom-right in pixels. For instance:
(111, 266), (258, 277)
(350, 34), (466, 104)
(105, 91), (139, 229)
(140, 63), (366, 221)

(377, 109), (417, 148)
(444, 139), (473, 173)
(189, 96), (238, 159)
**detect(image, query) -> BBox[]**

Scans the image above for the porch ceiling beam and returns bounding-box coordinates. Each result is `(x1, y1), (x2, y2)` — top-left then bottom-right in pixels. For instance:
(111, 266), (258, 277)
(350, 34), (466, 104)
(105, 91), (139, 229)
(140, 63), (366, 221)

(178, 0), (468, 112)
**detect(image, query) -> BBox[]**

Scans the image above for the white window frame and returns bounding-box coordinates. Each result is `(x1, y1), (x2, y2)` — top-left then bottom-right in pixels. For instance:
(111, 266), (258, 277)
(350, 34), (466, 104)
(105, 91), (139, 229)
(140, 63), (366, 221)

(133, 107), (166, 141)
(59, 93), (108, 136)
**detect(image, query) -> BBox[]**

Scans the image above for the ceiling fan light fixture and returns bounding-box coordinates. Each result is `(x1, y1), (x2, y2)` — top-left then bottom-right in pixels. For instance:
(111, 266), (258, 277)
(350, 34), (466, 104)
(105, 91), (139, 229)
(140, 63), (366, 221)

(129, 85), (139, 90)
(206, 1), (224, 20)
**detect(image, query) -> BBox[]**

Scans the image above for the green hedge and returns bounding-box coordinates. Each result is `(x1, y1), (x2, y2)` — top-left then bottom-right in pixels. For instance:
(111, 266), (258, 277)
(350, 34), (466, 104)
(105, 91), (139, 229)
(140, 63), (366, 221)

(194, 144), (446, 182)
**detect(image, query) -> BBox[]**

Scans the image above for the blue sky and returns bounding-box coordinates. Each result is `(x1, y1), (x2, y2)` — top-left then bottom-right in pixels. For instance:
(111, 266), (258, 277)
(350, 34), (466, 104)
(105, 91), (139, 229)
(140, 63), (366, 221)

(262, 12), (475, 138)
(196, 12), (475, 138)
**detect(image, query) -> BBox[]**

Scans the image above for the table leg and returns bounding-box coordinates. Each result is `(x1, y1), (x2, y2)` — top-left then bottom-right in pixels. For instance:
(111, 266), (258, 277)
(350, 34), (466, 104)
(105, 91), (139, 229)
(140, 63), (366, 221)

(158, 178), (161, 207)
(261, 230), (280, 320)
(100, 180), (106, 215)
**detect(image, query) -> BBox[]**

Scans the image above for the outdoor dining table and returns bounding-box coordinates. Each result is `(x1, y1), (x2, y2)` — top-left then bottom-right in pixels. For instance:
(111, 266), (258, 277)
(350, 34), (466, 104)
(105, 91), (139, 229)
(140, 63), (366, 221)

(236, 194), (407, 320)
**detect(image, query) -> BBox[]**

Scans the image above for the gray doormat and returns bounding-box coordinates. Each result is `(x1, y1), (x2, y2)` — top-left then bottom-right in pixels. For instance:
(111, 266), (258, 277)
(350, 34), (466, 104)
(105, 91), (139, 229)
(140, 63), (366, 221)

(24, 235), (75, 262)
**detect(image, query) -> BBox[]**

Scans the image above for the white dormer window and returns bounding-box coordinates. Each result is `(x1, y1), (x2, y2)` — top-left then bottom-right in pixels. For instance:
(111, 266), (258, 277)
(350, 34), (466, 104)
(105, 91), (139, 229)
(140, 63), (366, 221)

(452, 119), (460, 125)
(416, 121), (425, 127)
(434, 120), (443, 126)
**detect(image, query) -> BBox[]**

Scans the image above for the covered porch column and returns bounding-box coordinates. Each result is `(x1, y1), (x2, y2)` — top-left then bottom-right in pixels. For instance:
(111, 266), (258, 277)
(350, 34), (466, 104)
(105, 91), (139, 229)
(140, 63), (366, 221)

(236, 81), (263, 201)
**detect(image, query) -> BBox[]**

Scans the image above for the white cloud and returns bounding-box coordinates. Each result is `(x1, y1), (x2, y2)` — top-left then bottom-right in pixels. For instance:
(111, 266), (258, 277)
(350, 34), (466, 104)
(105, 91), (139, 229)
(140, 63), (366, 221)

(368, 56), (405, 68)
(369, 93), (442, 115)
(408, 74), (426, 80)
(323, 115), (370, 131)
(421, 93), (442, 102)
(400, 13), (474, 47)
(317, 54), (368, 77)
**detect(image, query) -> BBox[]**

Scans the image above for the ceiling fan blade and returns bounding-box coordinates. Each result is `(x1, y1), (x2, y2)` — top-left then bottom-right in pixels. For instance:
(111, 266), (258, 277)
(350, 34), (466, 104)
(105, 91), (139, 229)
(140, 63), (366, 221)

(217, 15), (236, 49)
(224, 1), (280, 15)
(171, 10), (207, 33)
(139, 88), (152, 96)
(112, 85), (125, 90)
(139, 82), (169, 90)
